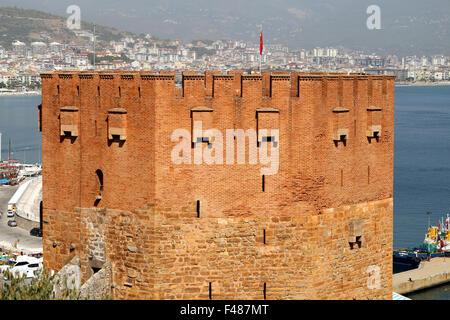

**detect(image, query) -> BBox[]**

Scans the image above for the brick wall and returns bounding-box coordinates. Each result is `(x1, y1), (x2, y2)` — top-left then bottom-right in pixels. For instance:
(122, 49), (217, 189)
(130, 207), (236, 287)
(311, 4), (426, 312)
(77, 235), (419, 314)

(40, 71), (395, 300)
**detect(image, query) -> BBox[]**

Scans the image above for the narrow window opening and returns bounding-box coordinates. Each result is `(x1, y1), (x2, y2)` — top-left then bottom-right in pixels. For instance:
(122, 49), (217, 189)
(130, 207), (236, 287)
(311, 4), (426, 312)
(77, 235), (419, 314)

(39, 201), (43, 231)
(138, 87), (141, 97)
(77, 86), (80, 96)
(262, 175), (265, 192)
(94, 120), (97, 136)
(209, 282), (212, 300)
(57, 85), (60, 94)
(264, 283), (267, 300)
(96, 169), (104, 192)
(118, 86), (121, 97)
(94, 170), (103, 206)
(263, 229), (266, 244)
(340, 169), (343, 187)
(197, 200), (200, 218)
(38, 104), (42, 132)
(97, 86), (100, 96)
(354, 120), (357, 136)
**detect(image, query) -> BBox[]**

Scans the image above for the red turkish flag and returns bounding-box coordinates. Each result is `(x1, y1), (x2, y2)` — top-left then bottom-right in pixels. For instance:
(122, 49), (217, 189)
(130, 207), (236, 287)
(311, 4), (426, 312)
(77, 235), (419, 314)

(260, 30), (263, 55)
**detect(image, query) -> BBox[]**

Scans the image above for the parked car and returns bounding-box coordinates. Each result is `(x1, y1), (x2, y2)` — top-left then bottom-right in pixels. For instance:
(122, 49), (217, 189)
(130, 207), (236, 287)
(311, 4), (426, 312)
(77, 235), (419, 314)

(7, 210), (14, 218)
(0, 256), (43, 279)
(29, 228), (43, 238)
(7, 220), (17, 228)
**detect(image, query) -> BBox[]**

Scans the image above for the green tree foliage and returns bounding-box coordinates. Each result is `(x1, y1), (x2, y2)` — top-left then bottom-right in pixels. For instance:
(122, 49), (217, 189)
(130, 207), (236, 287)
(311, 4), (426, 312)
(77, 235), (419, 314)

(0, 267), (80, 300)
(0, 6), (132, 49)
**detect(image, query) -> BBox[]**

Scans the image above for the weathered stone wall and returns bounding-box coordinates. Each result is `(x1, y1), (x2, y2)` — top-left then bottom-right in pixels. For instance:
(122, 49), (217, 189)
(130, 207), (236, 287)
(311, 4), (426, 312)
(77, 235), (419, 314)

(44, 198), (392, 300)
(79, 261), (112, 300)
(52, 256), (81, 299)
(52, 256), (112, 300)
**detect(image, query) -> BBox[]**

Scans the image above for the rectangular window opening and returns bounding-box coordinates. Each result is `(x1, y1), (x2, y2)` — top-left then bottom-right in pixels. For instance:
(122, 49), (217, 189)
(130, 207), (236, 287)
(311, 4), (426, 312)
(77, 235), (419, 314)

(138, 87), (141, 97)
(97, 86), (101, 96)
(77, 86), (80, 96)
(263, 229), (266, 244)
(264, 283), (267, 300)
(118, 86), (121, 97)
(262, 175), (265, 192)
(197, 200), (200, 218)
(209, 282), (212, 300)
(38, 104), (42, 132)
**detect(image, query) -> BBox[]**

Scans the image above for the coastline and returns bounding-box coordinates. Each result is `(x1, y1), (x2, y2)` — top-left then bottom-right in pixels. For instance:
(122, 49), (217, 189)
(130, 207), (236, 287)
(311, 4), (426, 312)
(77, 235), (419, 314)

(396, 82), (450, 87)
(0, 92), (41, 97)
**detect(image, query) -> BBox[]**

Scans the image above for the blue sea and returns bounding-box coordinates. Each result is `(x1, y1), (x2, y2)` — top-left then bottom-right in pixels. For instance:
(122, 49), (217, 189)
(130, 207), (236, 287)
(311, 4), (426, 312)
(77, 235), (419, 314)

(394, 86), (450, 250)
(0, 95), (41, 164)
(0, 86), (449, 299)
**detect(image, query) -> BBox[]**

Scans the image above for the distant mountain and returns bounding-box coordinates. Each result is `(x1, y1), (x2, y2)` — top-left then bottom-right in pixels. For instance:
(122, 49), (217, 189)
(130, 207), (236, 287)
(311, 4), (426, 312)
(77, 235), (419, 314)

(0, 6), (132, 49)
(0, 1), (449, 56)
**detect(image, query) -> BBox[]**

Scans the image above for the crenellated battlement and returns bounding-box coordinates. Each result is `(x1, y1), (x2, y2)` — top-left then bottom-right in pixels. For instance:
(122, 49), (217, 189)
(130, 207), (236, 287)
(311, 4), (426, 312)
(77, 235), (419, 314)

(41, 70), (395, 100)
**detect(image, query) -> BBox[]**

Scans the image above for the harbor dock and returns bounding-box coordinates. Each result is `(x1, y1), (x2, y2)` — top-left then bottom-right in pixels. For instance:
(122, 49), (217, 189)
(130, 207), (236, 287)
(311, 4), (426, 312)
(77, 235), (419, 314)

(393, 257), (450, 295)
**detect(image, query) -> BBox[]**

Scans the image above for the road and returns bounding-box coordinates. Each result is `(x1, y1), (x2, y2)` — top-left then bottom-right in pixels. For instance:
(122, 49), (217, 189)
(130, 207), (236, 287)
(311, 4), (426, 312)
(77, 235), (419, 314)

(0, 185), (42, 254)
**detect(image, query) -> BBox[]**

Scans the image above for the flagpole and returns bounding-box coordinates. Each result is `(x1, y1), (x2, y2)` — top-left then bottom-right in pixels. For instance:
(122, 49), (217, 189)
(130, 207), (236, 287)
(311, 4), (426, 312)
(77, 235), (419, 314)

(260, 53), (262, 73)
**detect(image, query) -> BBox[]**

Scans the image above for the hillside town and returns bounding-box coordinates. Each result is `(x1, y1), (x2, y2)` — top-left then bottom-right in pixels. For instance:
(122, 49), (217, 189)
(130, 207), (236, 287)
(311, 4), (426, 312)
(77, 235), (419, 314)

(0, 30), (449, 93)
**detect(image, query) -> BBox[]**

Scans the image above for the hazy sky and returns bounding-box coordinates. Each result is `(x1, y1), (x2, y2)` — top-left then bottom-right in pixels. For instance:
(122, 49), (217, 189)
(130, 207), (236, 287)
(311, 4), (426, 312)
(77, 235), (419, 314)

(0, 0), (449, 55)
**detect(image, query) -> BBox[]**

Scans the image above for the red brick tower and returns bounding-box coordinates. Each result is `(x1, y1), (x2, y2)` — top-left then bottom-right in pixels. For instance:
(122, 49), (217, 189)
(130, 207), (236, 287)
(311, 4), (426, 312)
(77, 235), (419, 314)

(40, 71), (395, 299)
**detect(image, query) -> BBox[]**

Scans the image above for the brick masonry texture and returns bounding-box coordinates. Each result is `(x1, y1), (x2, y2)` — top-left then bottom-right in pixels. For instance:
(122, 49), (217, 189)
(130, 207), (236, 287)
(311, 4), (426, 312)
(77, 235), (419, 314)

(40, 71), (395, 300)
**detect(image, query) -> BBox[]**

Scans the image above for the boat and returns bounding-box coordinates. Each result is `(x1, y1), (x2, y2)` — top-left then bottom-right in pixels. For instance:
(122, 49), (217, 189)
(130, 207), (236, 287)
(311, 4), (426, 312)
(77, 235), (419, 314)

(393, 249), (422, 269)
(0, 160), (19, 185)
(18, 164), (42, 178)
(393, 247), (446, 273)
(393, 214), (450, 273)
(422, 214), (450, 253)
(0, 140), (20, 185)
